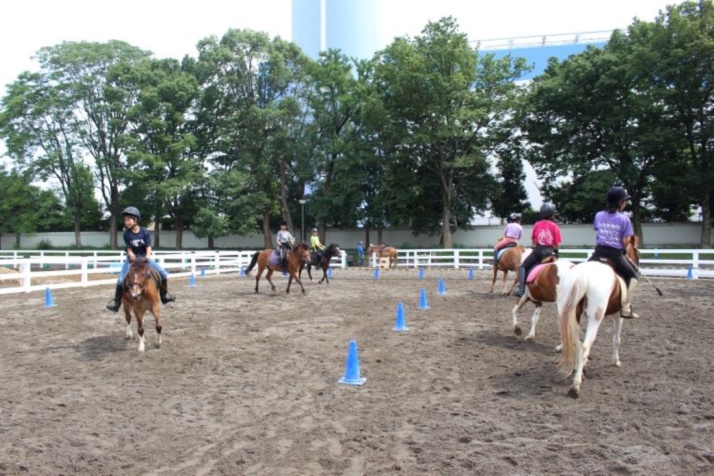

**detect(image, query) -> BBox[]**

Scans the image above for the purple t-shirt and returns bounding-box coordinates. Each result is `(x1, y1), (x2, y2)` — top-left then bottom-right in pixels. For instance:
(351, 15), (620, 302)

(594, 211), (634, 249)
(503, 223), (523, 240)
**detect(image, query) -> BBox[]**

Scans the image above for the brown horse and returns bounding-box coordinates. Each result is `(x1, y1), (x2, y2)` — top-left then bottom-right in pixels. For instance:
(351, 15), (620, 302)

(245, 242), (311, 294)
(558, 235), (641, 398)
(490, 245), (529, 295)
(300, 243), (342, 284)
(122, 257), (162, 352)
(366, 244), (398, 268)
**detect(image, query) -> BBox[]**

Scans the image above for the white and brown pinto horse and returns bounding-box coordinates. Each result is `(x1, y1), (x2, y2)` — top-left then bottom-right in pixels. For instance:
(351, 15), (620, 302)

(490, 245), (530, 295)
(511, 259), (575, 343)
(557, 236), (640, 398)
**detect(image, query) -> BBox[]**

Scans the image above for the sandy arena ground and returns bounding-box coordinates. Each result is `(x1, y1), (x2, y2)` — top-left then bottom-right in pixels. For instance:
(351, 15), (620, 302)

(0, 266), (712, 475)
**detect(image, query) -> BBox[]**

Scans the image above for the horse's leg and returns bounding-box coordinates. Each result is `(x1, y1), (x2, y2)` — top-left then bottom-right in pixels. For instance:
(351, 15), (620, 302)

(295, 271), (306, 294)
(501, 270), (509, 295)
(266, 269), (276, 292)
(489, 265), (497, 293)
(507, 270), (519, 295)
(123, 306), (133, 340)
(153, 299), (162, 348)
(320, 265), (328, 284)
(254, 265), (262, 293)
(286, 272), (292, 294)
(525, 302), (542, 341)
(612, 317), (624, 367)
(137, 310), (146, 352)
(511, 294), (529, 336)
(569, 306), (606, 398)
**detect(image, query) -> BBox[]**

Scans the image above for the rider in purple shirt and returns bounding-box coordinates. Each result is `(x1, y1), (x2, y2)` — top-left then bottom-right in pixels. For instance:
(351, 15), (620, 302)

(588, 187), (640, 318)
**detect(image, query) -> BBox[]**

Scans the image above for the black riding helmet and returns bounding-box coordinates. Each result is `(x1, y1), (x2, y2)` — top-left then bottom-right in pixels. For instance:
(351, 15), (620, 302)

(121, 206), (141, 220)
(279, 220), (288, 227)
(539, 202), (556, 219)
(606, 186), (630, 206)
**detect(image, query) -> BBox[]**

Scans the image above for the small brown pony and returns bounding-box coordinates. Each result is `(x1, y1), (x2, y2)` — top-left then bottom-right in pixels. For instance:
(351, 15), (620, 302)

(490, 245), (529, 295)
(558, 235), (641, 398)
(122, 257), (162, 352)
(300, 243), (342, 284)
(245, 242), (311, 294)
(366, 244), (398, 268)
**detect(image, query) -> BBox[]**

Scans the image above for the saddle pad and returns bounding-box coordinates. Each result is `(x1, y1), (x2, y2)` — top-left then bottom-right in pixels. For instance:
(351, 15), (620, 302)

(497, 248), (513, 260)
(526, 263), (549, 283)
(268, 252), (282, 268)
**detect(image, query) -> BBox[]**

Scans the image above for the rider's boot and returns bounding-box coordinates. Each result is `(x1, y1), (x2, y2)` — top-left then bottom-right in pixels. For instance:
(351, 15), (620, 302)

(160, 278), (175, 305)
(512, 267), (527, 297)
(620, 278), (640, 319)
(106, 283), (123, 312)
(281, 258), (288, 273)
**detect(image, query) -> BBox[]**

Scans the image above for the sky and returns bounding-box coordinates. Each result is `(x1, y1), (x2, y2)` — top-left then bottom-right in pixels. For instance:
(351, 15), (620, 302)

(1, 0), (676, 209)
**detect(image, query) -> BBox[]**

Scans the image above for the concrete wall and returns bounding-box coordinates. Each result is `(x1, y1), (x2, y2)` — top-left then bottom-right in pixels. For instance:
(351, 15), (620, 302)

(0, 223), (704, 250)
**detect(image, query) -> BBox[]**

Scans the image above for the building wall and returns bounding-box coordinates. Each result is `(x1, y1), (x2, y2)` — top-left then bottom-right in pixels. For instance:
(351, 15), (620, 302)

(1, 223), (704, 250)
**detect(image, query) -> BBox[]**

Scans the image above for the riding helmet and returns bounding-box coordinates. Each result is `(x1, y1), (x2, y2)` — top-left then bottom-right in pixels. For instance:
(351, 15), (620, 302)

(606, 186), (630, 206)
(509, 212), (522, 221)
(279, 220), (287, 226)
(312, 228), (318, 232)
(121, 206), (141, 220)
(539, 202), (556, 218)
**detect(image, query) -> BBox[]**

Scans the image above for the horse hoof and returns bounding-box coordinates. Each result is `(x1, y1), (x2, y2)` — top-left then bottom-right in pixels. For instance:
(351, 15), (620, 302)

(513, 326), (522, 336)
(567, 387), (580, 399)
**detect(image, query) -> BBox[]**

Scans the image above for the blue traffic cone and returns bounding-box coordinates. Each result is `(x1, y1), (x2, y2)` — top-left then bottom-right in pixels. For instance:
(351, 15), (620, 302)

(419, 288), (430, 310)
(438, 277), (446, 295)
(468, 267), (474, 280)
(328, 267), (333, 279)
(393, 302), (408, 331)
(189, 274), (196, 287)
(44, 287), (56, 308)
(687, 267), (694, 279)
(200, 267), (206, 277)
(338, 340), (367, 386)
(239, 266), (245, 277)
(374, 268), (379, 280)
(418, 268), (424, 279)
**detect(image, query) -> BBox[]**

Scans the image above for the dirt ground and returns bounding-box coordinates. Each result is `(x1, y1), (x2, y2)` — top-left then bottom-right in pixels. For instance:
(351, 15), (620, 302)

(0, 267), (712, 476)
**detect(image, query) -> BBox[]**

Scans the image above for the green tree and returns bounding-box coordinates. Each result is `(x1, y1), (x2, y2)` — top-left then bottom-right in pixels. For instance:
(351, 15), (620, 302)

(34, 40), (152, 248)
(371, 18), (527, 246)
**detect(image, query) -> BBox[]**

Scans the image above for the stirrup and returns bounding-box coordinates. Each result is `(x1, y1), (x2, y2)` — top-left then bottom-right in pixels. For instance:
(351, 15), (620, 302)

(619, 311), (640, 319)
(106, 300), (120, 312)
(161, 293), (176, 305)
(512, 289), (525, 297)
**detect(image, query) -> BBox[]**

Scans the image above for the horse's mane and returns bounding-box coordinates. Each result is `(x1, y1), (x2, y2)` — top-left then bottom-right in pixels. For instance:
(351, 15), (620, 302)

(130, 257), (150, 269)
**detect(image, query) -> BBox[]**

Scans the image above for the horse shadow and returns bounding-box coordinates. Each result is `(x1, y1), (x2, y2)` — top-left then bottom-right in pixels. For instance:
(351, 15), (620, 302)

(476, 328), (558, 357)
(77, 335), (132, 361)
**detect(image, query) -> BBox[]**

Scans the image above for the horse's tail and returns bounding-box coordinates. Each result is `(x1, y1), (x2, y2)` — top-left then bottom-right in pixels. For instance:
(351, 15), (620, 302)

(558, 270), (588, 376)
(245, 251), (260, 275)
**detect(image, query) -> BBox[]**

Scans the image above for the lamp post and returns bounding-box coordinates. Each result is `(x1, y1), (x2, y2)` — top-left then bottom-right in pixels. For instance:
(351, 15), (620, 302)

(298, 199), (307, 243)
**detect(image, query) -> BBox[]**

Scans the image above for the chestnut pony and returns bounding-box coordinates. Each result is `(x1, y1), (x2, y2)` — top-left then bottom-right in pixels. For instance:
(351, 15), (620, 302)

(300, 243), (342, 284)
(122, 257), (163, 352)
(245, 242), (311, 294)
(557, 235), (640, 398)
(366, 244), (398, 268)
(490, 246), (530, 295)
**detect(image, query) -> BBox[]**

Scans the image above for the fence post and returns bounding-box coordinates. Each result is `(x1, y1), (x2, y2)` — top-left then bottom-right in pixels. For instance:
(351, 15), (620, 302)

(215, 250), (221, 275)
(454, 250), (460, 269)
(22, 259), (32, 292)
(692, 250), (700, 279)
(81, 258), (89, 286)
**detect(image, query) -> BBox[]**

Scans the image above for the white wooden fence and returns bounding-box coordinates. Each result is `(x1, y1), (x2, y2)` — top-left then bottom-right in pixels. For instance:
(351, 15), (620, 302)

(0, 247), (711, 295)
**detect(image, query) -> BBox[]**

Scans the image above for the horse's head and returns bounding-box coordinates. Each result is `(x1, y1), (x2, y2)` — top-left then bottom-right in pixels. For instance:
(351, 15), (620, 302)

(295, 242), (312, 263)
(125, 257), (152, 301)
(328, 243), (341, 257)
(626, 235), (640, 266)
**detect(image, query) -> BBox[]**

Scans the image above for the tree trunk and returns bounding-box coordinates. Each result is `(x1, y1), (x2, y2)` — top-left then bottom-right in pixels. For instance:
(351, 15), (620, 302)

(109, 188), (120, 249)
(364, 226), (370, 248)
(208, 236), (215, 249)
(73, 211), (82, 248)
(262, 210), (273, 249)
(279, 160), (294, 231)
(441, 202), (453, 248)
(700, 190), (712, 248)
(154, 209), (161, 249)
(377, 227), (383, 246)
(175, 216), (184, 250)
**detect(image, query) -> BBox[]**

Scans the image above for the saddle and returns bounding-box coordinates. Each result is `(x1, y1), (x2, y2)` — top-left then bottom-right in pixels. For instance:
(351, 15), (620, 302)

(524, 256), (557, 283)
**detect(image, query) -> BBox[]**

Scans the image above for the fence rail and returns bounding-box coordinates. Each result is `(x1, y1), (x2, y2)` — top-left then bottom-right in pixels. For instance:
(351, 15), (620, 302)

(1, 248), (711, 295)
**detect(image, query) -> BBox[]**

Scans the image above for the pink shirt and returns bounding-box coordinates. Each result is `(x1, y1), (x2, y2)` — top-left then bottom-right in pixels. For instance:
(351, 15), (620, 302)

(531, 220), (561, 247)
